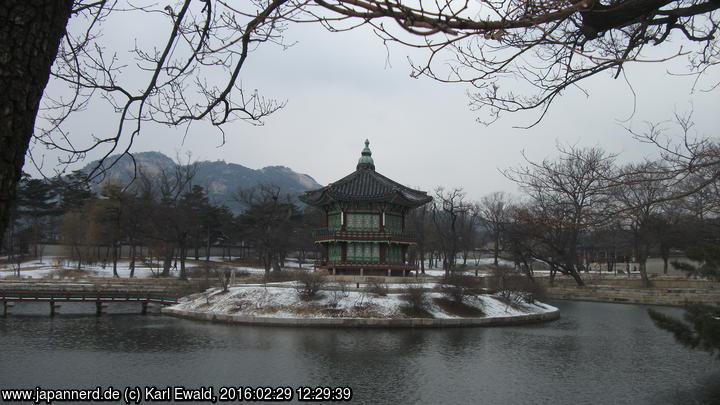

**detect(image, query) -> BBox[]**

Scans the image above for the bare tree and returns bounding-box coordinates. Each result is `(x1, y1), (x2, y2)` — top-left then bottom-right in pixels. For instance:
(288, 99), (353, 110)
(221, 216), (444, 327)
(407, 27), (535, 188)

(649, 203), (686, 275)
(477, 191), (513, 267)
(140, 158), (198, 279)
(431, 187), (471, 274)
(458, 205), (480, 267)
(313, 0), (720, 126)
(501, 203), (538, 275)
(612, 162), (670, 286)
(629, 113), (720, 208)
(236, 184), (301, 275)
(1, 0), (291, 247)
(505, 145), (616, 286)
(3, 0), (718, 249)
(407, 203), (432, 274)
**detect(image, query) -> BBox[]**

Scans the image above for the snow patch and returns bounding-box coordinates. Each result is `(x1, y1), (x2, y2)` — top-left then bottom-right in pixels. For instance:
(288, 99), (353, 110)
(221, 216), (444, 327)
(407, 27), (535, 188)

(169, 285), (557, 320)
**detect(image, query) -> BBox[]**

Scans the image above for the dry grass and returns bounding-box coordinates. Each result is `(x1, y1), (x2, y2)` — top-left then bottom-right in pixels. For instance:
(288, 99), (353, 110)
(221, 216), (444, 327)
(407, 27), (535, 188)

(289, 305), (324, 316)
(399, 305), (435, 318)
(490, 296), (531, 313)
(433, 297), (485, 317)
(298, 292), (326, 302)
(348, 304), (386, 318)
(255, 305), (281, 314)
(319, 308), (346, 317)
(47, 268), (99, 278)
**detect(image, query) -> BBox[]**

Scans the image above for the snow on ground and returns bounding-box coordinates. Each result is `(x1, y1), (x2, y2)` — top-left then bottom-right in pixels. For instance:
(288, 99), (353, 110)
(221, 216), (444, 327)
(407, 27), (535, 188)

(169, 284), (556, 320)
(0, 256), (312, 280)
(0, 257), (160, 279)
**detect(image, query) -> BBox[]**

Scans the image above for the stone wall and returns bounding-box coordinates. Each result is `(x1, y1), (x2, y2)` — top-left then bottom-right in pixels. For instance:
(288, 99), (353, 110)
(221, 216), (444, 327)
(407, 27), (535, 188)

(539, 276), (719, 290)
(544, 283), (720, 306)
(162, 307), (560, 328)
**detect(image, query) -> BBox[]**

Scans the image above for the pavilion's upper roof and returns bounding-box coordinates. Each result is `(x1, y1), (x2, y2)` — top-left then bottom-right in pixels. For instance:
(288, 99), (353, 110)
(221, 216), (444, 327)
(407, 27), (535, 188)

(299, 140), (432, 208)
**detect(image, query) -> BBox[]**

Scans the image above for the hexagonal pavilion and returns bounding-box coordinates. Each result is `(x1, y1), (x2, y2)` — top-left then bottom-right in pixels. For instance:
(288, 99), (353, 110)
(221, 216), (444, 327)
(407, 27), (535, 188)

(300, 140), (432, 276)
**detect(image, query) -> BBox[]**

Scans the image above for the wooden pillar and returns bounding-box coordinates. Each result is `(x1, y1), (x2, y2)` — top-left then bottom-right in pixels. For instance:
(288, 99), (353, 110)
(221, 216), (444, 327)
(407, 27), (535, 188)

(379, 244), (386, 264)
(360, 268), (364, 276)
(50, 301), (61, 317)
(322, 243), (329, 264)
(2, 301), (13, 316)
(387, 268), (392, 277)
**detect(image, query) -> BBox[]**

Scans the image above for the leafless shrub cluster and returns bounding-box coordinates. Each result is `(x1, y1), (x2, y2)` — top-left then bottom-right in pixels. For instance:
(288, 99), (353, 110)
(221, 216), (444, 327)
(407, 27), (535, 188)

(402, 284), (430, 313)
(440, 273), (482, 304)
(215, 266), (234, 292)
(489, 267), (545, 304)
(366, 281), (389, 296)
(295, 270), (327, 298)
(327, 281), (350, 308)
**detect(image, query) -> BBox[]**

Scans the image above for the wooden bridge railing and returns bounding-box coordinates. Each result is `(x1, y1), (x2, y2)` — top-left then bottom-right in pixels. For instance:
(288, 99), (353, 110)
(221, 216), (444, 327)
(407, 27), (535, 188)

(0, 290), (178, 305)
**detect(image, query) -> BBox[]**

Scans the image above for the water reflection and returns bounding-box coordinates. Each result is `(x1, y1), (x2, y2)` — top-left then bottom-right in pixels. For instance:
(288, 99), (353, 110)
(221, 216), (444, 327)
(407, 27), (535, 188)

(0, 300), (718, 404)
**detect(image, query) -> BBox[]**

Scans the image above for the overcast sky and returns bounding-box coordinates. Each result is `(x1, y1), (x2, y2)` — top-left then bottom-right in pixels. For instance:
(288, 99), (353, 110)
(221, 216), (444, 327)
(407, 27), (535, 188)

(28, 4), (720, 202)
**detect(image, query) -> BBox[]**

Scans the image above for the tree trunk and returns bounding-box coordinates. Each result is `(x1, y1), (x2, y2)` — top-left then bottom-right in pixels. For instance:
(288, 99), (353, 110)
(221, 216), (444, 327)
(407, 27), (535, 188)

(205, 226), (211, 262)
(112, 242), (119, 278)
(0, 0), (73, 248)
(104, 245), (110, 267)
(263, 250), (272, 275)
(636, 241), (651, 287)
(661, 246), (670, 275)
(129, 244), (136, 278)
(162, 249), (172, 276)
(568, 268), (586, 287)
(179, 240), (187, 280)
(493, 234), (499, 266)
(639, 259), (651, 287)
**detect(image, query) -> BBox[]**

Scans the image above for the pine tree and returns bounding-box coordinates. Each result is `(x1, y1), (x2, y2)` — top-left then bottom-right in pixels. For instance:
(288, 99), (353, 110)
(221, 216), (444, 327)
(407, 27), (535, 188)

(648, 220), (720, 359)
(648, 304), (720, 359)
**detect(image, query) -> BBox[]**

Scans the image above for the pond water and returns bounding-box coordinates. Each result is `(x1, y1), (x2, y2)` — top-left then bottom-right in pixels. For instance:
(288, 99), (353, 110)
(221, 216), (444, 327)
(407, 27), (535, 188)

(0, 300), (718, 404)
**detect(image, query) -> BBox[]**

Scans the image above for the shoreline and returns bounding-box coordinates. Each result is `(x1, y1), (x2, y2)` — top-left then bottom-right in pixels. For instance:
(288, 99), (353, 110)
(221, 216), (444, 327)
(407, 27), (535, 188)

(161, 305), (560, 328)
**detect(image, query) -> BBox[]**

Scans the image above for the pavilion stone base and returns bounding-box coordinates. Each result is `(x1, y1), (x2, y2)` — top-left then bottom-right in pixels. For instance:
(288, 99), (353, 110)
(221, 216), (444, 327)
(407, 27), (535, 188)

(320, 265), (417, 277)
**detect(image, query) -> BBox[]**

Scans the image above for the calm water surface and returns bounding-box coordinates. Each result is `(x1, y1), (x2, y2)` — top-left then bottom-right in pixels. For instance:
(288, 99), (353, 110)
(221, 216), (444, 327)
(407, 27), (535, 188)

(0, 300), (718, 404)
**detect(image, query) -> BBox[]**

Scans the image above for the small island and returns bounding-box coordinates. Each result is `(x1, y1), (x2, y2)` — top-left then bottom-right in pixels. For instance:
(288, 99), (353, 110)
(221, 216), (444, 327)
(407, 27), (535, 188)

(163, 281), (559, 327)
(164, 141), (558, 327)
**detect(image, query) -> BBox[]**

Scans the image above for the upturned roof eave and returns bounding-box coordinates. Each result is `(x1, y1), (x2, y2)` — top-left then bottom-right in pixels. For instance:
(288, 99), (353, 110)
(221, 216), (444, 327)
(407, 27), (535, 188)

(301, 189), (431, 208)
(299, 161), (432, 208)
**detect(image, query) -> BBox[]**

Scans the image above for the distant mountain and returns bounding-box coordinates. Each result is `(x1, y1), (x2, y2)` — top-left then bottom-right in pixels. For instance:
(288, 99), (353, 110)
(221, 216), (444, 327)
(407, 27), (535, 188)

(79, 151), (321, 213)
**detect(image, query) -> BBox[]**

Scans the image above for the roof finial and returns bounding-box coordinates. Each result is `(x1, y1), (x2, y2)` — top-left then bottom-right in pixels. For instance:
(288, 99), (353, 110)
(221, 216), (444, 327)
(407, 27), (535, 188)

(357, 139), (375, 170)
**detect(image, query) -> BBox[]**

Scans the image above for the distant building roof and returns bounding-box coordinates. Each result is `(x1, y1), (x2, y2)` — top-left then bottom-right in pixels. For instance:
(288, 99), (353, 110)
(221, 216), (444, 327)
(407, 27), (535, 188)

(300, 140), (432, 208)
